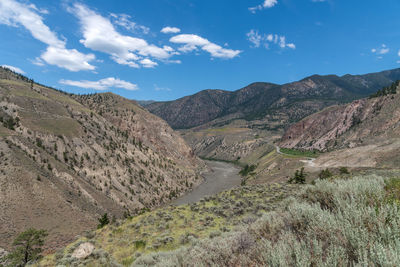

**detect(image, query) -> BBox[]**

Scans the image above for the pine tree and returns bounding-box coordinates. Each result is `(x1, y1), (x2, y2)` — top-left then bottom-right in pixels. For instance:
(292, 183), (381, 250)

(6, 228), (47, 266)
(97, 213), (110, 229)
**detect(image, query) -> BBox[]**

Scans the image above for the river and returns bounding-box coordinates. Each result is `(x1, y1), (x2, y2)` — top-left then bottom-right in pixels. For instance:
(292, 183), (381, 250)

(172, 160), (242, 205)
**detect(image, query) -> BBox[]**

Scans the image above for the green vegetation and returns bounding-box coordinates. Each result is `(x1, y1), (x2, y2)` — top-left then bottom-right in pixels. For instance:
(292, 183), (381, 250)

(40, 182), (298, 266)
(318, 168), (332, 179)
(239, 164), (256, 176)
(6, 228), (47, 266)
(369, 80), (399, 98)
(1, 116), (19, 131)
(288, 167), (306, 184)
(134, 175), (400, 266)
(339, 166), (350, 174)
(97, 213), (110, 229)
(198, 156), (242, 166)
(280, 147), (318, 157)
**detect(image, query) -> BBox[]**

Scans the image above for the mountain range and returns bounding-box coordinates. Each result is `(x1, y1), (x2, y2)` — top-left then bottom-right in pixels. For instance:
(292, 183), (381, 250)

(146, 68), (400, 129)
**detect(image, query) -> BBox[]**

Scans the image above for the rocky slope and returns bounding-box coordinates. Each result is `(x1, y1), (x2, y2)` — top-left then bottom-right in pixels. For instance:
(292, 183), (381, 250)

(147, 68), (400, 129)
(280, 81), (400, 152)
(0, 67), (203, 250)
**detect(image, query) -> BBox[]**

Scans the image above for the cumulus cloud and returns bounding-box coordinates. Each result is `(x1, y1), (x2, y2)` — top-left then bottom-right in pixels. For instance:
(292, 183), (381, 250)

(246, 30), (295, 50)
(161, 26), (181, 34)
(110, 13), (149, 34)
(140, 58), (158, 68)
(69, 3), (175, 69)
(1, 64), (25, 74)
(371, 44), (389, 55)
(0, 0), (96, 71)
(41, 46), (96, 72)
(170, 34), (241, 59)
(59, 77), (138, 91)
(249, 0), (277, 13)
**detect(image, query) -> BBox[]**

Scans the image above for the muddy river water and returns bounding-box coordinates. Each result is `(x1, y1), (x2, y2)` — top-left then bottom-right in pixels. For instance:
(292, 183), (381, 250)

(172, 160), (242, 205)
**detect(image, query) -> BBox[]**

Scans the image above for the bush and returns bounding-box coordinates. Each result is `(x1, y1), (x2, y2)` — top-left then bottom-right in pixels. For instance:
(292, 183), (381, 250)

(134, 240), (146, 249)
(239, 164), (256, 176)
(97, 213), (110, 229)
(288, 167), (306, 184)
(339, 167), (350, 174)
(318, 168), (332, 179)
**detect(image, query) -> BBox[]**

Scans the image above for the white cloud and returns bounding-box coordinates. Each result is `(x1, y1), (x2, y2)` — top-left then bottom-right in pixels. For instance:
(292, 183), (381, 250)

(249, 0), (278, 13)
(161, 26), (181, 34)
(59, 77), (138, 91)
(154, 84), (171, 91)
(170, 34), (241, 59)
(110, 13), (149, 34)
(1, 64), (25, 74)
(246, 29), (262, 48)
(246, 30), (295, 50)
(397, 50), (400, 57)
(140, 58), (158, 68)
(0, 0), (96, 71)
(287, 43), (296, 49)
(41, 46), (96, 72)
(371, 44), (390, 55)
(69, 3), (174, 69)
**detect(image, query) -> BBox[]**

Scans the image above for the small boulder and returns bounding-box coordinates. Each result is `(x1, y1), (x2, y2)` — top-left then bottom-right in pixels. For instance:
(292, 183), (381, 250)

(71, 242), (95, 259)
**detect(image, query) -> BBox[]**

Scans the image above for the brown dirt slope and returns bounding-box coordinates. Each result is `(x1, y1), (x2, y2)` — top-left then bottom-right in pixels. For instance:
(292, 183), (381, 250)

(0, 67), (203, 250)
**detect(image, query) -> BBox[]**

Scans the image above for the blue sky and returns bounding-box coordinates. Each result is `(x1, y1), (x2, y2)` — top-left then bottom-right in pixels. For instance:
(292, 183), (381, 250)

(1, 0), (400, 101)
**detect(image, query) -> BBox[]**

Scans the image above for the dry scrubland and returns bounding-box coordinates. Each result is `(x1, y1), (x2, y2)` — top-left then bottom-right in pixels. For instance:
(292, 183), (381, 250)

(37, 182), (298, 266)
(32, 172), (400, 266)
(0, 67), (203, 249)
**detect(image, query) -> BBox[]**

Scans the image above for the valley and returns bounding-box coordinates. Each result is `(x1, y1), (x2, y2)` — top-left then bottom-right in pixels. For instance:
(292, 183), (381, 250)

(2, 67), (400, 266)
(2, 1), (400, 266)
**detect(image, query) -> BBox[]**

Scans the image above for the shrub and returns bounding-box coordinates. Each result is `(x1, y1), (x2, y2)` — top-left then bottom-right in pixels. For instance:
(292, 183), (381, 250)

(239, 164), (256, 176)
(339, 167), (350, 174)
(97, 213), (110, 229)
(134, 240), (146, 249)
(288, 167), (306, 184)
(133, 175), (400, 266)
(318, 168), (332, 179)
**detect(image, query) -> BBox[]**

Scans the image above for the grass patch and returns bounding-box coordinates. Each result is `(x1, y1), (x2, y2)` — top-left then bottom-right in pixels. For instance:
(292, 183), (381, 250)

(279, 147), (319, 158)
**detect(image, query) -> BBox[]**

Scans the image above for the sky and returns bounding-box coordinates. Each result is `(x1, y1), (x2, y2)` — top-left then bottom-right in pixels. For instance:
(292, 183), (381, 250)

(1, 0), (400, 101)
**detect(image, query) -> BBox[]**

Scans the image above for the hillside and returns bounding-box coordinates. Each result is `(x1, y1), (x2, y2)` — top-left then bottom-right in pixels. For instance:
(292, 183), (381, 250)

(147, 68), (400, 130)
(0, 67), (203, 251)
(278, 81), (400, 170)
(32, 171), (400, 266)
(280, 81), (400, 151)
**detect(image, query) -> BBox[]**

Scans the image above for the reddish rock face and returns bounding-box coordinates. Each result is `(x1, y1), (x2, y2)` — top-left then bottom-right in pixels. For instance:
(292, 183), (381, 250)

(280, 84), (400, 151)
